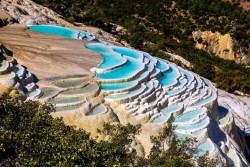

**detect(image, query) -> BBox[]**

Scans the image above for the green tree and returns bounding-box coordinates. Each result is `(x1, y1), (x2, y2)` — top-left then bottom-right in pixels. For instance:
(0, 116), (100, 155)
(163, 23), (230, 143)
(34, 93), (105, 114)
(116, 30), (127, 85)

(0, 94), (218, 166)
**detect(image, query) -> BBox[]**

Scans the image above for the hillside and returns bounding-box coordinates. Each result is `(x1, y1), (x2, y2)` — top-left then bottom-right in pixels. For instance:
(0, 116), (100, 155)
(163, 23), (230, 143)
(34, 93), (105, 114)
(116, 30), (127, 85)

(29, 0), (250, 95)
(222, 0), (250, 11)
(1, 0), (250, 166)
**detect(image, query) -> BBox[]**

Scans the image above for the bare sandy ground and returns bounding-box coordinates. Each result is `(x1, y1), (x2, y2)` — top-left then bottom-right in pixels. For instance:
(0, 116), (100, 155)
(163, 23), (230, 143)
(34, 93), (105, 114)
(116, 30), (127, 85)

(0, 24), (102, 79)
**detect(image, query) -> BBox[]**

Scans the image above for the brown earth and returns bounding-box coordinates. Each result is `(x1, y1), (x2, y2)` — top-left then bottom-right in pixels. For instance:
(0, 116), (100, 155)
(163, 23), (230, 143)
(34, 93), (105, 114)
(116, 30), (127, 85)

(0, 24), (102, 79)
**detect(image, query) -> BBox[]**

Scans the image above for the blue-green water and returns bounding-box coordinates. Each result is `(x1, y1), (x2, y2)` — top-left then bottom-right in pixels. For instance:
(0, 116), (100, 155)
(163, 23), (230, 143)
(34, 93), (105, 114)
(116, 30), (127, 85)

(176, 117), (209, 131)
(100, 81), (137, 91)
(174, 108), (205, 123)
(153, 114), (169, 123)
(159, 66), (179, 87)
(28, 25), (78, 39)
(86, 43), (113, 53)
(196, 139), (213, 155)
(96, 56), (142, 80)
(112, 47), (143, 59)
(86, 104), (107, 116)
(161, 104), (183, 116)
(105, 85), (145, 100)
(157, 60), (169, 72)
(192, 91), (216, 107)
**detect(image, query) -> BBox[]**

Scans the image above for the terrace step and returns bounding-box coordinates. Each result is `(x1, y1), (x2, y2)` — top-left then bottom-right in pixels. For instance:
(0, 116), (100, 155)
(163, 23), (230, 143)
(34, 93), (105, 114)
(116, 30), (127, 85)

(191, 89), (217, 108)
(25, 82), (37, 92)
(156, 59), (169, 72)
(175, 116), (210, 135)
(105, 84), (147, 103)
(86, 104), (108, 116)
(39, 86), (61, 101)
(151, 113), (171, 124)
(59, 84), (99, 98)
(150, 68), (161, 79)
(142, 52), (158, 65)
(14, 64), (25, 79)
(161, 103), (183, 118)
(55, 101), (90, 113)
(0, 60), (10, 74)
(112, 46), (144, 61)
(173, 108), (207, 125)
(24, 71), (33, 84)
(159, 65), (181, 88)
(51, 96), (86, 107)
(100, 81), (138, 93)
(27, 88), (42, 100)
(195, 138), (215, 156)
(53, 78), (88, 89)
(96, 56), (145, 83)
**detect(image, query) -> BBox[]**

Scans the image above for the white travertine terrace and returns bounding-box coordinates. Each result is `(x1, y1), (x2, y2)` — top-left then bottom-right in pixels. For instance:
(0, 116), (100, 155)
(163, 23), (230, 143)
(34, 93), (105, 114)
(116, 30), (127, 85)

(0, 0), (249, 165)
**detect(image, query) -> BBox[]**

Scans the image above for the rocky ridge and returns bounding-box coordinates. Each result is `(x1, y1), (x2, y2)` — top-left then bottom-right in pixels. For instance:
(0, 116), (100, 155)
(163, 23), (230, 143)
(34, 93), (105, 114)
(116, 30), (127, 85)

(193, 30), (250, 65)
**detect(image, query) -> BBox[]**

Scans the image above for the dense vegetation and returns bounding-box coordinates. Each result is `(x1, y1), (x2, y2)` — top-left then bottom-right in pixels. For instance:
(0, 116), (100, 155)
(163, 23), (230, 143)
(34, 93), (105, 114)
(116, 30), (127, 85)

(0, 94), (216, 166)
(33, 0), (250, 94)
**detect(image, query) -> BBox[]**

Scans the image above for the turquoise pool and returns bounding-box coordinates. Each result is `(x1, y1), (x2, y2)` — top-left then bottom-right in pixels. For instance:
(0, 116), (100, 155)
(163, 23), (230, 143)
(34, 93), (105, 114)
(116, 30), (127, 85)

(153, 114), (169, 124)
(96, 56), (143, 80)
(86, 44), (127, 70)
(196, 139), (213, 155)
(86, 43), (113, 53)
(176, 117), (209, 131)
(86, 104), (107, 116)
(98, 52), (127, 69)
(159, 66), (179, 87)
(112, 47), (143, 60)
(28, 25), (78, 39)
(100, 81), (137, 91)
(156, 60), (169, 72)
(174, 108), (206, 123)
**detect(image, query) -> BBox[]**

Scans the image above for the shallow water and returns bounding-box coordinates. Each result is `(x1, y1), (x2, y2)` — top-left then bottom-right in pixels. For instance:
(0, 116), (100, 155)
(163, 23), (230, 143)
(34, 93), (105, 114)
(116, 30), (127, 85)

(86, 104), (107, 116)
(174, 108), (205, 123)
(96, 56), (143, 80)
(28, 25), (78, 39)
(100, 81), (137, 91)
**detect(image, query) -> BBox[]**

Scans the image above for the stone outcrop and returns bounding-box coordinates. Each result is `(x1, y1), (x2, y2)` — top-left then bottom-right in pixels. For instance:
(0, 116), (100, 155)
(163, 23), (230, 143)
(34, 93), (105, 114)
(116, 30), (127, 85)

(0, 0), (73, 27)
(193, 30), (250, 65)
(0, 43), (41, 99)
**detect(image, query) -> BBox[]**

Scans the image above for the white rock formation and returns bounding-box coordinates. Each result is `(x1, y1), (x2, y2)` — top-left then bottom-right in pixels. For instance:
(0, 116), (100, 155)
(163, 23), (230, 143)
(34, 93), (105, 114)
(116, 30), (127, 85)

(0, 44), (41, 99)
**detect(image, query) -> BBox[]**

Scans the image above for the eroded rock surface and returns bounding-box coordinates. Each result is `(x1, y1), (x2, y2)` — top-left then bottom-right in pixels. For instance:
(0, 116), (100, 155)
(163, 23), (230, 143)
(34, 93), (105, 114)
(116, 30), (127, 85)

(0, 0), (72, 26)
(193, 30), (250, 65)
(0, 24), (102, 79)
